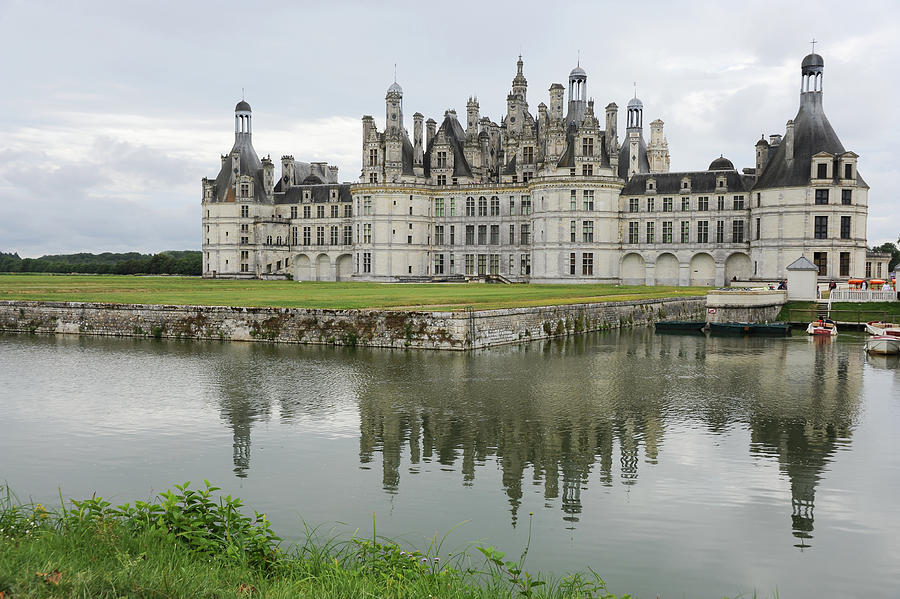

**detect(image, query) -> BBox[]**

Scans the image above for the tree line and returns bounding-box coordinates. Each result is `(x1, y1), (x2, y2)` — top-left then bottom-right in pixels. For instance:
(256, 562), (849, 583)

(0, 251), (202, 275)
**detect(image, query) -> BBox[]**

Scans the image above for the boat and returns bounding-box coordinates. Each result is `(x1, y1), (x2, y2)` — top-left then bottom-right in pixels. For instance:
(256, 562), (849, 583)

(749, 322), (792, 336)
(806, 319), (838, 336)
(865, 321), (900, 336)
(709, 322), (752, 335)
(865, 335), (900, 355)
(654, 321), (707, 333)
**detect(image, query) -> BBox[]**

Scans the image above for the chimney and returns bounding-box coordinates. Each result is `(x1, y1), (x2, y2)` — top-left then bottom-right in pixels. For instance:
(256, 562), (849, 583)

(426, 118), (436, 148)
(784, 120), (794, 161)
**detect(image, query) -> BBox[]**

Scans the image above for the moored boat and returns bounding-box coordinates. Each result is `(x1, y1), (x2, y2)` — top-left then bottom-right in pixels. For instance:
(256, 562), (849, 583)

(709, 322), (752, 335)
(654, 321), (707, 333)
(865, 335), (900, 355)
(865, 321), (900, 336)
(750, 322), (792, 336)
(806, 319), (837, 336)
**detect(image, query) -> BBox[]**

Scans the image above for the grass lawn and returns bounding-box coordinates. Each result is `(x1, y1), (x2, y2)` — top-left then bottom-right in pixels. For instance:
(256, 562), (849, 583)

(0, 274), (709, 311)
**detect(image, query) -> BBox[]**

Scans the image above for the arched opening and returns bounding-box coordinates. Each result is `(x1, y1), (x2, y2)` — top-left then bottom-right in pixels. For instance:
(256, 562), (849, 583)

(689, 253), (716, 286)
(315, 254), (332, 282)
(655, 253), (679, 286)
(725, 252), (752, 282)
(294, 254), (312, 281)
(335, 254), (353, 281)
(621, 253), (645, 285)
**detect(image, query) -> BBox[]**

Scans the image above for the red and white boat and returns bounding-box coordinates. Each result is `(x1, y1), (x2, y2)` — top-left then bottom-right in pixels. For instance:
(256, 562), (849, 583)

(864, 321), (900, 336)
(865, 335), (900, 355)
(806, 319), (838, 336)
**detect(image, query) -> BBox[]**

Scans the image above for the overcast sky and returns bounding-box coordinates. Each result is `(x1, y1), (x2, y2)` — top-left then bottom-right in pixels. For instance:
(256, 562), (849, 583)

(1, 0), (896, 257)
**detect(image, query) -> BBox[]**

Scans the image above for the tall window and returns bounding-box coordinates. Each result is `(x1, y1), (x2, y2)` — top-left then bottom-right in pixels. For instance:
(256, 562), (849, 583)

(570, 220), (576, 242)
(290, 206), (297, 219)
(569, 252), (576, 275)
(756, 217), (761, 240)
(815, 189), (829, 205)
(681, 197), (690, 211)
(466, 197), (476, 216)
(663, 197), (673, 211)
(435, 198), (444, 217)
(477, 225), (487, 245)
(330, 226), (338, 245)
(450, 198), (456, 216)
(570, 190), (577, 210)
(520, 224), (531, 244)
(716, 220), (724, 243)
(582, 253), (594, 275)
(840, 216), (851, 239)
(629, 221), (639, 244)
(844, 163), (853, 179)
(732, 220), (744, 243)
(316, 226), (325, 245)
(582, 137), (594, 156)
(240, 183), (250, 198)
(489, 254), (499, 275)
(343, 225), (352, 245)
(817, 163), (828, 179)
(241, 205), (249, 218)
(629, 198), (639, 213)
(330, 205), (339, 218)
(521, 254), (531, 275)
(681, 221), (690, 243)
(582, 221), (594, 243)
(813, 251), (827, 276)
(304, 205), (311, 219)
(465, 225), (475, 245)
(303, 226), (310, 245)
(814, 216), (828, 239)
(662, 221), (673, 243)
(583, 190), (594, 211)
(697, 220), (708, 243)
(509, 197), (515, 215)
(490, 196), (500, 216)
(434, 254), (444, 275)
(363, 223), (372, 243)
(509, 225), (515, 245)
(291, 227), (298, 245)
(465, 254), (475, 275)
(646, 221), (655, 243)
(435, 225), (444, 245)
(317, 205), (325, 218)
(521, 196), (532, 215)
(436, 151), (447, 167)
(717, 196), (725, 210)
(523, 146), (534, 163)
(647, 198), (655, 212)
(490, 225), (500, 245)
(733, 195), (745, 210)
(363, 252), (371, 273)
(363, 196), (372, 215)
(698, 196), (709, 211)
(369, 149), (378, 166)
(478, 197), (488, 216)
(841, 189), (852, 205)
(450, 225), (455, 245)
(839, 252), (850, 277)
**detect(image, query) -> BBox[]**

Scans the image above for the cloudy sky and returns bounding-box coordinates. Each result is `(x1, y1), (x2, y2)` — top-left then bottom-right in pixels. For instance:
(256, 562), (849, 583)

(1, 0), (896, 257)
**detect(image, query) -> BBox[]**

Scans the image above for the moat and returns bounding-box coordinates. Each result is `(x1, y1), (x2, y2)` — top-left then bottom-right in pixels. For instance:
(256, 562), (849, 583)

(1, 331), (898, 598)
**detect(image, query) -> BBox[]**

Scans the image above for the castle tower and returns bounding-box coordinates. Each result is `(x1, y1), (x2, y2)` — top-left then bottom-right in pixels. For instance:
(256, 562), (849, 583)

(466, 97), (480, 141)
(385, 80), (403, 135)
(647, 119), (670, 173)
(235, 100), (252, 140)
(511, 55), (527, 101)
(567, 64), (587, 125)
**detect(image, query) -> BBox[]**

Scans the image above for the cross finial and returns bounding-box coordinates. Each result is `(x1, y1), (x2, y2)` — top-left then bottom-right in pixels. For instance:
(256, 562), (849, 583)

(577, 49), (580, 67)
(633, 81), (637, 99)
(393, 63), (397, 82)
(241, 87), (244, 101)
(810, 38), (817, 53)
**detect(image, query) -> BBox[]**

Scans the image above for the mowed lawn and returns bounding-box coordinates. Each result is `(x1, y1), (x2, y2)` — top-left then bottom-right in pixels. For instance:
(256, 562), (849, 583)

(0, 274), (709, 310)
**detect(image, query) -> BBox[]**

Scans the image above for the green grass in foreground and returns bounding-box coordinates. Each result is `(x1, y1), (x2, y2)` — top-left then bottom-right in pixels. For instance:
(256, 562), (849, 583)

(0, 482), (625, 599)
(0, 274), (709, 311)
(777, 301), (900, 323)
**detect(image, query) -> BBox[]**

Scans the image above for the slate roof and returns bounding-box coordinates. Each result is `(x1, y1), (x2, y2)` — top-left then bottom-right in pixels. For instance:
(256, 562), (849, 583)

(275, 183), (352, 204)
(786, 256), (819, 271)
(621, 169), (755, 195)
(213, 134), (265, 203)
(423, 113), (473, 178)
(617, 132), (650, 179)
(753, 93), (868, 190)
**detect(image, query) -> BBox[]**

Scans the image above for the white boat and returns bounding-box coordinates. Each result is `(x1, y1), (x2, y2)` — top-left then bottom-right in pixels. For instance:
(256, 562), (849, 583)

(865, 321), (900, 336)
(865, 335), (900, 355)
(806, 319), (838, 336)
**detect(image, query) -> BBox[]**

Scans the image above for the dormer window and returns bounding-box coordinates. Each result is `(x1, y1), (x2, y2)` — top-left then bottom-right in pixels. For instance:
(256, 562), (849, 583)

(240, 182), (251, 198)
(646, 179), (655, 192)
(811, 153), (834, 180)
(817, 163), (827, 179)
(581, 138), (593, 157)
(436, 151), (447, 168)
(523, 146), (534, 163)
(303, 191), (310, 201)
(330, 189), (337, 200)
(844, 163), (853, 179)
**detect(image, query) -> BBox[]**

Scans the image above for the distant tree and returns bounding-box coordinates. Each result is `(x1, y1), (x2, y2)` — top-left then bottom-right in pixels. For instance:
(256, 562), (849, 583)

(871, 242), (899, 272)
(0, 251), (201, 275)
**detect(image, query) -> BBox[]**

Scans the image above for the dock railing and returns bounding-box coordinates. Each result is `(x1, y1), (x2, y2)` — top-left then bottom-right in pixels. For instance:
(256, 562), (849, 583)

(787, 308), (891, 327)
(828, 289), (896, 302)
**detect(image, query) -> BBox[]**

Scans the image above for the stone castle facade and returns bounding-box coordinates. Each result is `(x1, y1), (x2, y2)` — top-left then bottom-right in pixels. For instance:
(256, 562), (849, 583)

(202, 53), (874, 285)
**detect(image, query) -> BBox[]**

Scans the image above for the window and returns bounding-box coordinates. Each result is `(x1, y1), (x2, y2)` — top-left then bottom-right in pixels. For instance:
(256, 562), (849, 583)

(241, 205), (249, 218)
(570, 190), (577, 211)
(241, 236), (248, 244)
(698, 196), (708, 211)
(450, 198), (456, 216)
(240, 183), (250, 198)
(628, 221), (639, 243)
(716, 220), (724, 243)
(813, 251), (827, 276)
(465, 225), (475, 245)
(756, 218), (761, 240)
(569, 252), (576, 275)
(717, 196), (725, 210)
(363, 252), (371, 273)
(407, 234), (412, 244)
(265, 235), (272, 245)
(240, 250), (249, 260)
(291, 227), (298, 245)
(477, 225), (487, 245)
(844, 163), (853, 179)
(815, 189), (829, 205)
(368, 149), (378, 166)
(302, 226), (310, 245)
(583, 190), (594, 211)
(582, 137), (594, 156)
(647, 198), (655, 212)
(570, 220), (576, 242)
(435, 225), (444, 245)
(817, 163), (828, 179)
(450, 225), (455, 245)
(317, 205), (325, 218)
(582, 253), (594, 275)
(436, 151), (447, 167)
(363, 223), (372, 243)
(490, 196), (500, 216)
(682, 197), (690, 211)
(331, 205), (339, 218)
(522, 171), (532, 184)
(582, 221), (594, 243)
(509, 225), (515, 245)
(521, 196), (532, 215)
(866, 261), (872, 278)
(841, 216), (851, 239)
(241, 223), (248, 232)
(304, 205), (311, 219)
(466, 197), (476, 216)
(436, 174), (446, 185)
(840, 252), (850, 277)
(681, 221), (690, 243)
(490, 224), (500, 245)
(663, 197), (673, 211)
(629, 198), (639, 213)
(290, 206), (297, 219)
(697, 220), (709, 243)
(646, 221), (655, 243)
(343, 225), (352, 245)
(521, 254), (531, 275)
(582, 164), (593, 176)
(841, 189), (852, 205)
(520, 224), (531, 244)
(814, 216), (828, 239)
(362, 196), (372, 216)
(478, 197), (487, 216)
(732, 220), (744, 243)
(662, 221), (673, 243)
(330, 226), (338, 245)
(316, 226), (325, 245)
(465, 254), (475, 275)
(449, 254), (455, 274)
(509, 196), (515, 215)
(240, 263), (248, 272)
(435, 198), (444, 217)
(523, 146), (534, 163)
(434, 254), (444, 275)
(490, 254), (499, 275)
(369, 172), (377, 183)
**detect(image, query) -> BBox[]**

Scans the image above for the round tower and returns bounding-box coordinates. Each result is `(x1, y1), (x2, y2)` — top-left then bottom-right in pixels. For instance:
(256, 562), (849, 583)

(801, 52), (824, 94)
(235, 100), (252, 139)
(626, 96), (643, 129)
(567, 64), (587, 125)
(385, 80), (403, 134)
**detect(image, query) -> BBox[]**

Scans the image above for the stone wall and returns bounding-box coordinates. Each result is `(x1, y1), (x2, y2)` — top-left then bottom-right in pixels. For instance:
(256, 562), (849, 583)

(0, 297), (705, 351)
(705, 289), (787, 324)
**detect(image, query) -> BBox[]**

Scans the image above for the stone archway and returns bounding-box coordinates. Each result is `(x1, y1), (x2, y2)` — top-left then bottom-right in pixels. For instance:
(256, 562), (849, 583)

(315, 253), (332, 282)
(655, 253), (679, 286)
(689, 253), (716, 286)
(294, 254), (312, 281)
(621, 253), (646, 285)
(335, 254), (353, 281)
(725, 252), (752, 282)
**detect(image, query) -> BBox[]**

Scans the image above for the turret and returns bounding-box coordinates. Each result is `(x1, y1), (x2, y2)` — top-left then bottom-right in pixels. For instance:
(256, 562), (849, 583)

(385, 80), (403, 135)
(234, 100), (252, 141)
(426, 118), (436, 148)
(413, 112), (424, 175)
(281, 155), (295, 187)
(567, 64), (587, 125)
(605, 102), (618, 156)
(466, 97), (480, 140)
(261, 156), (274, 200)
(511, 55), (527, 101)
(648, 119), (669, 173)
(549, 84), (565, 123)
(755, 135), (770, 174)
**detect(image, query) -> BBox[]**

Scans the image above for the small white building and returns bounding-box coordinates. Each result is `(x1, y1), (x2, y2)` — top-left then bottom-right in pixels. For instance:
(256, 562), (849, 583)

(786, 256), (820, 300)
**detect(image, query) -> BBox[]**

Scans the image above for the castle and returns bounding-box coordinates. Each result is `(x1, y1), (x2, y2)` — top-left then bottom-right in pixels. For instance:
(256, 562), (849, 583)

(202, 52), (881, 285)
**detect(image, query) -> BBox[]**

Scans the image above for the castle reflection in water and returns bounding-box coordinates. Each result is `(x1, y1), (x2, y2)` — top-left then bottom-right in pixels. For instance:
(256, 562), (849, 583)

(213, 330), (862, 547)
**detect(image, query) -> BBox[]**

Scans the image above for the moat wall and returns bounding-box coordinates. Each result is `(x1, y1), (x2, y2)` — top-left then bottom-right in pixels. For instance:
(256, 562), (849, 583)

(0, 298), (705, 350)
